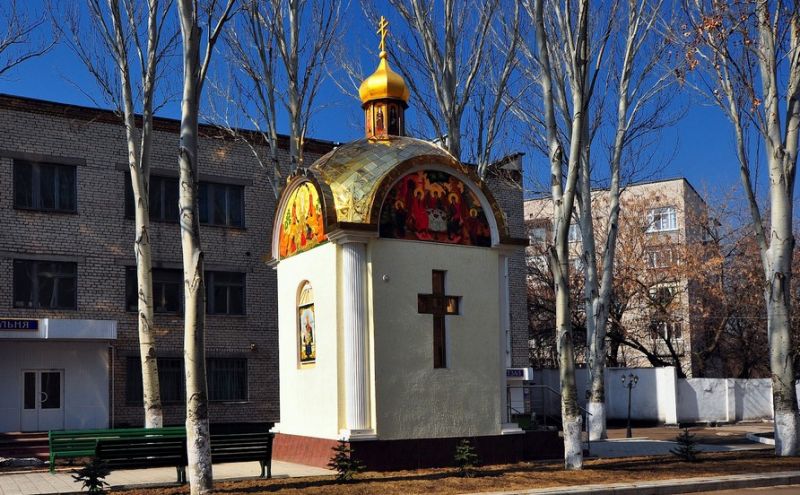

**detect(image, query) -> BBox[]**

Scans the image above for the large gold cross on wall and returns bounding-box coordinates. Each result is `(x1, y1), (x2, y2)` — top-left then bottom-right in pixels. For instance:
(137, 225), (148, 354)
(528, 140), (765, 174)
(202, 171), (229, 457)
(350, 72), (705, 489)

(377, 16), (389, 52)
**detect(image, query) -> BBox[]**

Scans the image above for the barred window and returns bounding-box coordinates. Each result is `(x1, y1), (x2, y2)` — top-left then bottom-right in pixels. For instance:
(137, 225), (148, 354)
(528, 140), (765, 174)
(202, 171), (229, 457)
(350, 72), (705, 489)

(126, 357), (185, 405)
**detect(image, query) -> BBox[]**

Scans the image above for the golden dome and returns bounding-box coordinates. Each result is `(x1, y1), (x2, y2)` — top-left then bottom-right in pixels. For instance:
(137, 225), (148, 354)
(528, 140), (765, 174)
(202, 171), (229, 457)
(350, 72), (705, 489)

(358, 51), (410, 106)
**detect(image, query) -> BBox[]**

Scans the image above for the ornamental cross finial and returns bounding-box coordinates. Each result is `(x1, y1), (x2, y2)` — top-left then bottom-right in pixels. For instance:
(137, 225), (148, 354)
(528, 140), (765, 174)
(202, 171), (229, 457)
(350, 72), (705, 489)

(377, 16), (389, 53)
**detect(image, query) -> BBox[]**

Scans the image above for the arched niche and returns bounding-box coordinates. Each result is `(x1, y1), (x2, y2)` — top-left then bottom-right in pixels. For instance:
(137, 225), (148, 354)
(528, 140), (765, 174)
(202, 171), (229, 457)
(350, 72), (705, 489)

(297, 281), (316, 367)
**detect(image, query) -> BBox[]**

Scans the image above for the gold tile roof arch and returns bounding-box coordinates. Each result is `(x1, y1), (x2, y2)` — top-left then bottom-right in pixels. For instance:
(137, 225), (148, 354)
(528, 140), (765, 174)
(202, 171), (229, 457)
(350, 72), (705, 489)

(304, 136), (509, 239)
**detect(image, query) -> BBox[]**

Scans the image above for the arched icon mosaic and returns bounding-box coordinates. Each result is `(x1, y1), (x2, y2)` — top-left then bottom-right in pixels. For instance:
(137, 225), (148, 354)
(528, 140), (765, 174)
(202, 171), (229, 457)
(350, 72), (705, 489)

(379, 170), (492, 247)
(278, 182), (326, 258)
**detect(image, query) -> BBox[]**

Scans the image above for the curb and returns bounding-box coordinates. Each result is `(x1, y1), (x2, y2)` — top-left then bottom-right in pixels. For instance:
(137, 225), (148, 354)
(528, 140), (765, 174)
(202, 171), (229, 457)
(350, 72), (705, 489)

(746, 432), (775, 445)
(460, 470), (800, 495)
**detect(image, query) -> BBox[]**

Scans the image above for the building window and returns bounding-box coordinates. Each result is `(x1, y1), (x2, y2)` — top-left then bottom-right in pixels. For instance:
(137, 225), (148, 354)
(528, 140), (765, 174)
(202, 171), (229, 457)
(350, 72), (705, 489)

(207, 358), (247, 401)
(126, 357), (185, 404)
(645, 248), (673, 269)
(125, 175), (179, 222)
(199, 182), (244, 227)
(206, 271), (245, 315)
(125, 267), (183, 313)
(647, 206), (677, 232)
(529, 226), (548, 245)
(14, 161), (77, 212)
(568, 223), (582, 243)
(649, 320), (683, 341)
(13, 260), (77, 309)
(649, 284), (678, 307)
(527, 255), (548, 273)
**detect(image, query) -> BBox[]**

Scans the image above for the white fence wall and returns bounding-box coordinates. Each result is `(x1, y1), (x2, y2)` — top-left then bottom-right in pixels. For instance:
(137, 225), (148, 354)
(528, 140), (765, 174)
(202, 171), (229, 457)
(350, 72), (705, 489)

(530, 367), (799, 424)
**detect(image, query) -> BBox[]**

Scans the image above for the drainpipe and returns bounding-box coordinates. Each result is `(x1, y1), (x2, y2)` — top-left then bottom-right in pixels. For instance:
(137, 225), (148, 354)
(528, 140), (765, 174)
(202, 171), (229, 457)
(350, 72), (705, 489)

(109, 344), (115, 428)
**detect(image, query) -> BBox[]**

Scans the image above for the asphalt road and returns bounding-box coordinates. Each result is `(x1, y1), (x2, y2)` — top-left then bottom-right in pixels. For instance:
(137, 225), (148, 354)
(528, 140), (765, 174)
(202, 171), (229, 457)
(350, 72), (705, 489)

(683, 486), (800, 494)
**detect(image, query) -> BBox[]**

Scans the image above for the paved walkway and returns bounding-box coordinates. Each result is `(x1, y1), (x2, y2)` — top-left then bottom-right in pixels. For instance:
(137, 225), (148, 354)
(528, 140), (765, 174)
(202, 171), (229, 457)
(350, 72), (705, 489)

(586, 424), (773, 458)
(0, 460), (333, 495)
(461, 471), (800, 495)
(0, 424), (776, 494)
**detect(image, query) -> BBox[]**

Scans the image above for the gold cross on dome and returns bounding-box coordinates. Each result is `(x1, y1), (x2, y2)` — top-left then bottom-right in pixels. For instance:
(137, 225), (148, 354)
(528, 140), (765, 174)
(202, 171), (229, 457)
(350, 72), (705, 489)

(377, 16), (389, 52)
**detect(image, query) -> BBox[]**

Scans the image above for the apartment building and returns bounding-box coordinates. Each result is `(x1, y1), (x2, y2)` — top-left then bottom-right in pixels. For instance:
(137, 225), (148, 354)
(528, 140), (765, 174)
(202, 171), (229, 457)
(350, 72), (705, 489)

(0, 94), (336, 432)
(524, 178), (714, 377)
(0, 94), (529, 432)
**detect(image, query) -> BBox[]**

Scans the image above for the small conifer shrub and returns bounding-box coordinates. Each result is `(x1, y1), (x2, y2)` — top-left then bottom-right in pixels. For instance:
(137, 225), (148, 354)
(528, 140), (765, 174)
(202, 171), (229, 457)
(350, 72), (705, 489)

(670, 427), (701, 462)
(454, 438), (480, 477)
(71, 458), (110, 494)
(328, 438), (365, 481)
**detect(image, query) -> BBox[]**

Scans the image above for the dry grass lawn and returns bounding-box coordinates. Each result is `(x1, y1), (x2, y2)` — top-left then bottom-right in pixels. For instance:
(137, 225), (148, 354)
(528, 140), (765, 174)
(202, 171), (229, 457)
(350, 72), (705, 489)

(114, 450), (800, 495)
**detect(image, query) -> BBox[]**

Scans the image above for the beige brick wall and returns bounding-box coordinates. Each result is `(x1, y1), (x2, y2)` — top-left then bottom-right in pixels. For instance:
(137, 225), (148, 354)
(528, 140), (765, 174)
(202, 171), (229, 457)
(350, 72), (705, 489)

(0, 97), (330, 427)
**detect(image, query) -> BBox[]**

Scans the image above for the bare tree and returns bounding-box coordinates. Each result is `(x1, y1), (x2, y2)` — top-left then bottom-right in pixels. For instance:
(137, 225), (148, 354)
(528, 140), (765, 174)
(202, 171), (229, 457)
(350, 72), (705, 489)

(383, 0), (519, 177)
(59, 0), (176, 429)
(0, 0), (56, 78)
(576, 0), (678, 441)
(522, 0), (591, 470)
(680, 0), (800, 455)
(176, 0), (236, 492)
(221, 0), (341, 198)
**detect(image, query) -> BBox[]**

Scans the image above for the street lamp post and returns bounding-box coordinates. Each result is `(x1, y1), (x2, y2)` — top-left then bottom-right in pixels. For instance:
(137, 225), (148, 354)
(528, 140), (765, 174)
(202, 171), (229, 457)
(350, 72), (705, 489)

(621, 373), (639, 438)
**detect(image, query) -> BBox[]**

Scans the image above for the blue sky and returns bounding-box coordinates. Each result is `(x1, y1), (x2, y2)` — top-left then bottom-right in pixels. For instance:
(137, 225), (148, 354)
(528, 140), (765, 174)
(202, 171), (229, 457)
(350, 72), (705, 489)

(0, 2), (761, 203)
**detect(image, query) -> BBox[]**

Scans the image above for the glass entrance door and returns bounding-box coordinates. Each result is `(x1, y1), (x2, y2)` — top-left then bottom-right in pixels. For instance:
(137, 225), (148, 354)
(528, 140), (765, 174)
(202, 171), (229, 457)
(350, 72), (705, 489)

(20, 370), (64, 432)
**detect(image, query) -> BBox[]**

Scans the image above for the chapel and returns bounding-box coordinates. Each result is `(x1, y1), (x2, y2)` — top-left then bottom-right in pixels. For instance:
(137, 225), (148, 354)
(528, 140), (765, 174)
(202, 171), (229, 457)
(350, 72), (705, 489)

(269, 19), (554, 469)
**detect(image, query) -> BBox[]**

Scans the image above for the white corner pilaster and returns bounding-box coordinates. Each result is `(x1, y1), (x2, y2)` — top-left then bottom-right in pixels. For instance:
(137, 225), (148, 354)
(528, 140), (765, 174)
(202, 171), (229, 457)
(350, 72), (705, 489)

(330, 229), (377, 439)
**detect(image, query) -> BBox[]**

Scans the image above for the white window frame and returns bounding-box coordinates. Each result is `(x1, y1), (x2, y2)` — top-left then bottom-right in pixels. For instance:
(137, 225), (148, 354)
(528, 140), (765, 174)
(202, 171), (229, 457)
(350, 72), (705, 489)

(647, 206), (678, 233)
(529, 226), (547, 244)
(568, 223), (582, 243)
(649, 319), (683, 341)
(645, 248), (673, 269)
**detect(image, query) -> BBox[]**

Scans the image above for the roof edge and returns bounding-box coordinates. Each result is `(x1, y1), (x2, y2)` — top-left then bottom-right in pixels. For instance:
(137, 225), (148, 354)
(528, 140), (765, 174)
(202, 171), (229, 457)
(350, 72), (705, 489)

(0, 93), (337, 155)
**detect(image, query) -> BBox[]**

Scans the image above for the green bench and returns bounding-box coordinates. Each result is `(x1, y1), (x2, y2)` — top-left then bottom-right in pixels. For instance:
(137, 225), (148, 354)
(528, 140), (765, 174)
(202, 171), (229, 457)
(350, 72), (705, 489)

(48, 426), (185, 473)
(50, 424), (274, 482)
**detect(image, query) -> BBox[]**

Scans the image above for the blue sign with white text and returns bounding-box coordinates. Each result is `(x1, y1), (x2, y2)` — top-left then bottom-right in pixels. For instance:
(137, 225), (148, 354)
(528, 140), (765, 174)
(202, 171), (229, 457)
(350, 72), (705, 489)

(0, 319), (39, 330)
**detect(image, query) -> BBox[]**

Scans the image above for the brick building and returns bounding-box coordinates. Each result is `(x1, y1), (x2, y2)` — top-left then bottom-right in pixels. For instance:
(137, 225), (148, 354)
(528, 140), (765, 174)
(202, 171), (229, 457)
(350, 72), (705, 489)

(0, 94), (528, 432)
(525, 178), (715, 377)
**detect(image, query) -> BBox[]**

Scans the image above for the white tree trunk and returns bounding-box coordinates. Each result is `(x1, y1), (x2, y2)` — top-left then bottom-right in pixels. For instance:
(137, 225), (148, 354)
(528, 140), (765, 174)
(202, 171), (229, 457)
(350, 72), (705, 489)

(755, 1), (799, 456)
(533, 0), (587, 470)
(556, 263), (583, 469)
(177, 0), (212, 491)
(106, 0), (163, 429)
(133, 183), (162, 428)
(765, 190), (798, 455)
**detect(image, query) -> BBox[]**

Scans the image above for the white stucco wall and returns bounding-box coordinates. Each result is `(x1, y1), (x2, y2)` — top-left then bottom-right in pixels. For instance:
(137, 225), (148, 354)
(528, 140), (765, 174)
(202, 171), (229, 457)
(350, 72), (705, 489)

(677, 378), (775, 423)
(276, 242), (341, 439)
(534, 367), (678, 424)
(677, 378), (730, 423)
(533, 367), (796, 424)
(734, 379), (774, 420)
(0, 341), (110, 432)
(370, 239), (504, 440)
